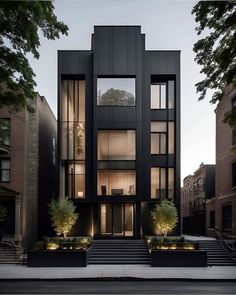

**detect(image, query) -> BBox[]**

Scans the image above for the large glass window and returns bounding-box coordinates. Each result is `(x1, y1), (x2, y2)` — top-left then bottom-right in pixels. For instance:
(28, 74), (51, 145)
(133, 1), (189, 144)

(97, 78), (135, 106)
(0, 159), (10, 182)
(150, 80), (175, 109)
(61, 80), (85, 160)
(151, 122), (174, 155)
(151, 167), (166, 199)
(0, 119), (10, 146)
(68, 162), (85, 198)
(151, 167), (174, 199)
(97, 170), (136, 196)
(98, 130), (136, 160)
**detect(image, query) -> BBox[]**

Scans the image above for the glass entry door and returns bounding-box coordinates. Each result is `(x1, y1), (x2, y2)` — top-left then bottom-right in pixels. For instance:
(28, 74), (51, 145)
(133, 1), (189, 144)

(100, 203), (134, 236)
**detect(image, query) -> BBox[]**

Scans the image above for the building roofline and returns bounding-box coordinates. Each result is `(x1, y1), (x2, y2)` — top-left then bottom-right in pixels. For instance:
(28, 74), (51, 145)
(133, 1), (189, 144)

(146, 50), (181, 53)
(58, 50), (92, 53)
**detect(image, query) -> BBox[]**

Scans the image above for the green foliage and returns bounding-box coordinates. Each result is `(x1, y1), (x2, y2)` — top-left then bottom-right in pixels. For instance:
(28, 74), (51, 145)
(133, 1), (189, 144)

(48, 198), (78, 238)
(192, 1), (236, 124)
(98, 88), (135, 106)
(0, 1), (68, 112)
(151, 200), (178, 237)
(0, 205), (7, 222)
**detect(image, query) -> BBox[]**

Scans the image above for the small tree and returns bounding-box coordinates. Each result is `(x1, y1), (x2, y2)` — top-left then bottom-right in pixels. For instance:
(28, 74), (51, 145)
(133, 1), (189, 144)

(48, 198), (78, 238)
(151, 200), (178, 237)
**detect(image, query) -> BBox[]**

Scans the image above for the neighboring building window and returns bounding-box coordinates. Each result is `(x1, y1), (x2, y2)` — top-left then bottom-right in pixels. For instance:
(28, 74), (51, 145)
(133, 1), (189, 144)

(0, 159), (10, 182)
(222, 205), (232, 232)
(210, 210), (215, 228)
(232, 162), (236, 188)
(151, 122), (174, 155)
(0, 119), (10, 146)
(97, 170), (136, 196)
(97, 78), (135, 106)
(150, 80), (175, 109)
(151, 167), (166, 199)
(68, 162), (85, 198)
(97, 130), (135, 160)
(232, 97), (236, 108)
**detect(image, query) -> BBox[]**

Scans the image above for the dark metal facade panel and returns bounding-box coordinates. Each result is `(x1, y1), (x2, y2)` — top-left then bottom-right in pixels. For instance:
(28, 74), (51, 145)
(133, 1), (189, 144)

(57, 26), (181, 237)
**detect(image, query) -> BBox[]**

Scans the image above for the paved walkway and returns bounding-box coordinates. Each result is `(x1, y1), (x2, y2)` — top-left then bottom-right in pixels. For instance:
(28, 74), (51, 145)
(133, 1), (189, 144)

(0, 264), (236, 280)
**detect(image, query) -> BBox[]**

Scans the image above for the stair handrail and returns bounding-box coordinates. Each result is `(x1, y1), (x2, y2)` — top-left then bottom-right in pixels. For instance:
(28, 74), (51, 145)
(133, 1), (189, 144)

(214, 229), (236, 262)
(0, 241), (24, 262)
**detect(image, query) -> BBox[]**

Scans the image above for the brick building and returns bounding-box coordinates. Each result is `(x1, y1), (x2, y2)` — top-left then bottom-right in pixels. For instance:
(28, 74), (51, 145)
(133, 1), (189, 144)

(0, 94), (57, 248)
(206, 85), (236, 237)
(181, 163), (215, 235)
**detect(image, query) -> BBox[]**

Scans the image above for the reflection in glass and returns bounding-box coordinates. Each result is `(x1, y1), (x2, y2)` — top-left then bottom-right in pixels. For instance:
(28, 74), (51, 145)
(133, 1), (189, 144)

(97, 170), (136, 196)
(101, 203), (112, 234)
(97, 78), (135, 106)
(98, 130), (136, 160)
(61, 80), (85, 160)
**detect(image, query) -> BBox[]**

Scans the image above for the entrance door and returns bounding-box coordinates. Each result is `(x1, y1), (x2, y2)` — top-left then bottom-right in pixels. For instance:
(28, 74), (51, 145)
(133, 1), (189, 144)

(100, 203), (134, 236)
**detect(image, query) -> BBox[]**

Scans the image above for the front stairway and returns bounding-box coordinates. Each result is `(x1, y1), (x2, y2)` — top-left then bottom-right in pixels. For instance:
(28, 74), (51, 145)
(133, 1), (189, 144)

(89, 239), (150, 264)
(199, 240), (236, 266)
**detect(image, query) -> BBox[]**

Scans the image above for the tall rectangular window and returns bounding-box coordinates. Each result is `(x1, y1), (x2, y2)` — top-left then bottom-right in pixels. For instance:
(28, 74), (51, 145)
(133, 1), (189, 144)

(151, 122), (174, 155)
(0, 119), (10, 146)
(0, 159), (10, 182)
(68, 162), (85, 198)
(151, 122), (167, 154)
(168, 80), (175, 109)
(97, 78), (135, 106)
(151, 167), (166, 199)
(151, 84), (166, 109)
(168, 122), (175, 154)
(98, 130), (136, 160)
(150, 80), (175, 109)
(61, 80), (85, 160)
(168, 168), (174, 199)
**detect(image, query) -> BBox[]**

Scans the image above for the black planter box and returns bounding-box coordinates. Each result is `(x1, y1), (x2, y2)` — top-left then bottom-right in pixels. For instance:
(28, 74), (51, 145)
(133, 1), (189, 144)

(27, 249), (90, 267)
(150, 250), (207, 267)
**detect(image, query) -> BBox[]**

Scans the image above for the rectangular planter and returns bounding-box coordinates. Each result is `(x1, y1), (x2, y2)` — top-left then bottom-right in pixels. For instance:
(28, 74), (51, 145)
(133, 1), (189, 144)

(27, 249), (90, 267)
(150, 250), (207, 267)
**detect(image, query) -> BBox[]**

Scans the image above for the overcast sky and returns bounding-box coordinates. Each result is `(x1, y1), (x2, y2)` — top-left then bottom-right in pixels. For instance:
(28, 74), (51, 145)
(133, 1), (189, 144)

(28, 0), (216, 184)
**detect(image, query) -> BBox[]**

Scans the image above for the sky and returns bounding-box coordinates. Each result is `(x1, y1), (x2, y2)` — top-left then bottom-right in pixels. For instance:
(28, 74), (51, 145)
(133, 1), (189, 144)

(28, 0), (216, 184)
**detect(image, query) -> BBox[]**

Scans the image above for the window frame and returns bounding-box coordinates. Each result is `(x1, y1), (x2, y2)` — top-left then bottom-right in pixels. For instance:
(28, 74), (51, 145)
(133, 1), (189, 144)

(0, 158), (11, 183)
(0, 118), (11, 147)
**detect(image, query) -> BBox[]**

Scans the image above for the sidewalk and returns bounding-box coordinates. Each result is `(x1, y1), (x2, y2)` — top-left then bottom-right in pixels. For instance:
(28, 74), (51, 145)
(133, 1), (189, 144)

(0, 264), (236, 280)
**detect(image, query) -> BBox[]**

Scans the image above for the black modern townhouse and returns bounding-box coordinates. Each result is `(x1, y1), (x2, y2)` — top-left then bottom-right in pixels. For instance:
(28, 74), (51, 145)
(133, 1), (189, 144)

(58, 26), (181, 239)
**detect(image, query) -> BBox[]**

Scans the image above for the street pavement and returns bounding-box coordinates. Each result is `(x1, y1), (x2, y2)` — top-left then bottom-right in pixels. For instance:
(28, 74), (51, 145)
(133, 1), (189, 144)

(1, 280), (236, 294)
(0, 264), (236, 280)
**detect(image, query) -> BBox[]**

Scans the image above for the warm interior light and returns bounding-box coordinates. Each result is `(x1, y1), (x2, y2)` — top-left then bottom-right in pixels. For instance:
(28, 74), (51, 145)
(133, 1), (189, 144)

(77, 191), (83, 197)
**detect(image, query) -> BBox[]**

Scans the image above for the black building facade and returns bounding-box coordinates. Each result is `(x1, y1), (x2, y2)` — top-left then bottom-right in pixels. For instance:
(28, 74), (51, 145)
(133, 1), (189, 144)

(58, 26), (180, 238)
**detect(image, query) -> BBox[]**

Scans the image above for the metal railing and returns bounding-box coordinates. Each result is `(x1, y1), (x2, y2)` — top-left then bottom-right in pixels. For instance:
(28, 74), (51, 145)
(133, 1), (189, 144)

(214, 229), (236, 262)
(0, 241), (24, 263)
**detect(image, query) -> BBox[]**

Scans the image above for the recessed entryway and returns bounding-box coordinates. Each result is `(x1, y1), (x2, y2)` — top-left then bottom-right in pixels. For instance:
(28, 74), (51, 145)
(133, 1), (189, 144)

(100, 203), (134, 237)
